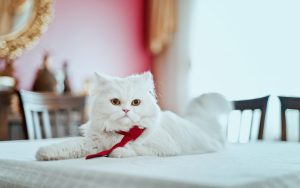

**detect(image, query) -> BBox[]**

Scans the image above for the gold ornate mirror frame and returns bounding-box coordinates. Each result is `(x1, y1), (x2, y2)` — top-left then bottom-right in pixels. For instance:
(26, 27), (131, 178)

(0, 0), (53, 60)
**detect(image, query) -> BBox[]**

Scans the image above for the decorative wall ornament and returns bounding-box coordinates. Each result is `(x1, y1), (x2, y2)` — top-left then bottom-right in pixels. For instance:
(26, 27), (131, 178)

(0, 0), (54, 60)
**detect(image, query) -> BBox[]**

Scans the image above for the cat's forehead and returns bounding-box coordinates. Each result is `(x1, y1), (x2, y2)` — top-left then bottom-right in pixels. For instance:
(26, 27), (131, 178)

(101, 79), (149, 96)
(114, 78), (149, 90)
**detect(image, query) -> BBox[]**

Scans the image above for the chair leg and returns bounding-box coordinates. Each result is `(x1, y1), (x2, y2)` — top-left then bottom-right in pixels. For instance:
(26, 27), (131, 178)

(258, 108), (266, 140)
(281, 108), (287, 141)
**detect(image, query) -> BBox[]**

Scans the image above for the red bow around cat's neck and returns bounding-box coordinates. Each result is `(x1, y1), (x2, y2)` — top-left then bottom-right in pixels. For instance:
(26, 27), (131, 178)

(85, 126), (145, 159)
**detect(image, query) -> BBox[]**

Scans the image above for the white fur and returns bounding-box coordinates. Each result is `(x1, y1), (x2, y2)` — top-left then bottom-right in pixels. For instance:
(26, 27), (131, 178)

(36, 72), (232, 160)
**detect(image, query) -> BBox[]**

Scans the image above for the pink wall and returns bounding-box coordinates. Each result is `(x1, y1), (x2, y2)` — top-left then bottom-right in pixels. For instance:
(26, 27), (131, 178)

(12, 0), (152, 91)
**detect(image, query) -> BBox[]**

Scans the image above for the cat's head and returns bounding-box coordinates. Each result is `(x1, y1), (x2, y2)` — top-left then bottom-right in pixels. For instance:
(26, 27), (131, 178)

(89, 72), (160, 133)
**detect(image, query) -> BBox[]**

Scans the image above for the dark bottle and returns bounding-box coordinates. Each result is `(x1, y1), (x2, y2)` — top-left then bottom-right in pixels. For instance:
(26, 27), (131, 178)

(62, 61), (71, 94)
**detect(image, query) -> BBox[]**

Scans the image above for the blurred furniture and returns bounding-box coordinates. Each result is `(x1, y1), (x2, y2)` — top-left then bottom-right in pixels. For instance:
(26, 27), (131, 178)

(1, 0), (54, 138)
(278, 96), (300, 141)
(228, 96), (269, 143)
(0, 72), (23, 140)
(0, 90), (13, 140)
(18, 90), (87, 140)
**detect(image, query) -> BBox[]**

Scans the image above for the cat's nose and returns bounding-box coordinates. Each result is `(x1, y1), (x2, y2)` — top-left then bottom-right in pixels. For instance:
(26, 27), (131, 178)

(122, 109), (130, 113)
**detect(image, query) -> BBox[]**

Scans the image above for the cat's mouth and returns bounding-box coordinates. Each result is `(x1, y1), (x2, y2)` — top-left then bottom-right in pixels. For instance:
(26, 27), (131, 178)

(120, 115), (130, 119)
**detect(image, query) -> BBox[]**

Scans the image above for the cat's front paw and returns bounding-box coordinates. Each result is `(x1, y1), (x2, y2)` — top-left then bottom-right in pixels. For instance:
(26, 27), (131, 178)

(36, 146), (66, 161)
(109, 147), (136, 158)
(36, 147), (54, 161)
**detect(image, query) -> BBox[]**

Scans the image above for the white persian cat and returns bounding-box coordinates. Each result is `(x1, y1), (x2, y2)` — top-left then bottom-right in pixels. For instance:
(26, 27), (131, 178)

(36, 72), (232, 160)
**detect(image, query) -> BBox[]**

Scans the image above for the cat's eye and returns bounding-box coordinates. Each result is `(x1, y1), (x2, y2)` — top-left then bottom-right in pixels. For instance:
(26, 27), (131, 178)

(111, 98), (121, 105)
(131, 99), (141, 106)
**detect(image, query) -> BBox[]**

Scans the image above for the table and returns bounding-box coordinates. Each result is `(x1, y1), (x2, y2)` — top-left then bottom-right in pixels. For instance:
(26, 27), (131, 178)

(0, 139), (300, 188)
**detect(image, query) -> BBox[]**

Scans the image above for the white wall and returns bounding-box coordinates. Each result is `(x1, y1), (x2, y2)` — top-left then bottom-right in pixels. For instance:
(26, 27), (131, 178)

(189, 0), (300, 140)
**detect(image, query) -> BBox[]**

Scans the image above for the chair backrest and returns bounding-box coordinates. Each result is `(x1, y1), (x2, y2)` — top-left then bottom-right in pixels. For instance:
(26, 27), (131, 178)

(0, 90), (13, 140)
(278, 96), (300, 141)
(228, 96), (269, 143)
(18, 90), (87, 140)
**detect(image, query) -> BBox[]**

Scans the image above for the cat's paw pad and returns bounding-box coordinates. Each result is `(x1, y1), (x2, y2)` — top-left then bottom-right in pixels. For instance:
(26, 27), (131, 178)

(109, 148), (136, 158)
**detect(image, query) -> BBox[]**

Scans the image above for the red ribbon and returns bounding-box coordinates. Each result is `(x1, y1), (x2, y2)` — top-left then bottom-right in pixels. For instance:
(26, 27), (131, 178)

(85, 126), (145, 159)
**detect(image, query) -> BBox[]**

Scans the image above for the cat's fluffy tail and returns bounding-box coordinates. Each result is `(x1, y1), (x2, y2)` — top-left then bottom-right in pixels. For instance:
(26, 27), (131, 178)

(184, 93), (232, 122)
(183, 93), (232, 150)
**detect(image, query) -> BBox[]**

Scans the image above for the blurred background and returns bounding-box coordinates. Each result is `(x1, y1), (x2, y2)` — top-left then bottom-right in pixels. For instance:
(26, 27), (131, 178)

(1, 0), (300, 142)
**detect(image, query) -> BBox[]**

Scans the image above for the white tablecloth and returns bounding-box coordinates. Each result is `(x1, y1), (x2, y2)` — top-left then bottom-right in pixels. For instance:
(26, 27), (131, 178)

(0, 138), (300, 188)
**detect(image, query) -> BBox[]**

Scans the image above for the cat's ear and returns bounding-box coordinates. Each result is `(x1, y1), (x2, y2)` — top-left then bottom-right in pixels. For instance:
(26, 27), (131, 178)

(140, 71), (153, 81)
(94, 72), (111, 86)
(90, 72), (111, 95)
(140, 71), (154, 86)
(140, 71), (156, 97)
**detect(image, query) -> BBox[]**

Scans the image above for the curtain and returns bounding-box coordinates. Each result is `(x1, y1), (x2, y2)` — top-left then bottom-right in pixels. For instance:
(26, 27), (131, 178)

(147, 0), (177, 55)
(150, 0), (190, 114)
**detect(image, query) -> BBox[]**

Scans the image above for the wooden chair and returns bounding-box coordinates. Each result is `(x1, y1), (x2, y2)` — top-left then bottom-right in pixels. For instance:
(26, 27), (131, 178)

(0, 90), (13, 140)
(228, 96), (269, 143)
(278, 96), (300, 141)
(18, 90), (87, 140)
